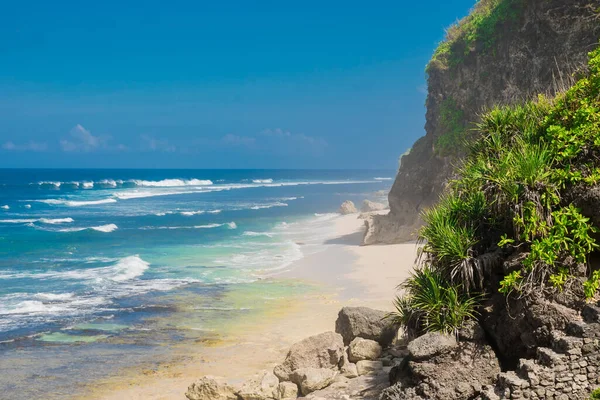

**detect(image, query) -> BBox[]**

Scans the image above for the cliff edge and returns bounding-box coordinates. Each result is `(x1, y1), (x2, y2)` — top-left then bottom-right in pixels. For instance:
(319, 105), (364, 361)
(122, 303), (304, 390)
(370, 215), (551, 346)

(364, 0), (600, 245)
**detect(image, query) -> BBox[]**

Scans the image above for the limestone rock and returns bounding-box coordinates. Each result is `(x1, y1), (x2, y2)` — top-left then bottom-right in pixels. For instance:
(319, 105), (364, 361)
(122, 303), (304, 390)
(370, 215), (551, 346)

(290, 367), (337, 396)
(338, 201), (357, 215)
(407, 332), (456, 361)
(277, 382), (299, 399)
(335, 307), (397, 346)
(361, 212), (418, 245)
(348, 337), (382, 362)
(360, 200), (387, 212)
(305, 373), (389, 399)
(356, 360), (383, 376)
(273, 331), (344, 382)
(237, 370), (279, 400)
(186, 376), (238, 400)
(340, 362), (358, 378)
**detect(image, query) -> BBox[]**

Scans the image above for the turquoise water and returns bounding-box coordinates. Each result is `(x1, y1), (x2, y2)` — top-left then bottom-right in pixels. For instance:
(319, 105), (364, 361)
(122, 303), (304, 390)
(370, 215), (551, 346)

(0, 169), (393, 398)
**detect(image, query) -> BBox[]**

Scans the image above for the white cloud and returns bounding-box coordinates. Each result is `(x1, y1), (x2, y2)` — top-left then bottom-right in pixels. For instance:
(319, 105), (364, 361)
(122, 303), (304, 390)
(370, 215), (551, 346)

(61, 124), (104, 152)
(261, 128), (327, 151)
(60, 124), (126, 152)
(221, 134), (256, 147)
(140, 134), (176, 152)
(2, 140), (48, 152)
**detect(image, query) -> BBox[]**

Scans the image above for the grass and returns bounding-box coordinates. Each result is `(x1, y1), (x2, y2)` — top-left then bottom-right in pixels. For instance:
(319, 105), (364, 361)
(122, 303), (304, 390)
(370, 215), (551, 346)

(388, 267), (480, 337)
(427, 0), (523, 73)
(394, 44), (600, 336)
(435, 97), (467, 156)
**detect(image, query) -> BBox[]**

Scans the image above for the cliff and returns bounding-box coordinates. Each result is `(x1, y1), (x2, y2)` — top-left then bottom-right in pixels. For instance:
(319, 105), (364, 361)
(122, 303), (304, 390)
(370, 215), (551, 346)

(364, 0), (600, 245)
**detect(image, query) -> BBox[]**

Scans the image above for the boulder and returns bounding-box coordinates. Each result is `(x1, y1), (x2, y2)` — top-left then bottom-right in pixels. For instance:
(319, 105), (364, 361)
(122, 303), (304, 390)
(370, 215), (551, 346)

(356, 360), (383, 376)
(273, 331), (344, 382)
(237, 371), (279, 400)
(340, 362), (358, 378)
(186, 376), (238, 400)
(335, 307), (397, 346)
(304, 373), (389, 399)
(407, 332), (456, 361)
(361, 200), (387, 212)
(290, 367), (337, 395)
(582, 303), (600, 323)
(277, 382), (299, 399)
(383, 338), (501, 400)
(348, 337), (382, 362)
(338, 201), (357, 215)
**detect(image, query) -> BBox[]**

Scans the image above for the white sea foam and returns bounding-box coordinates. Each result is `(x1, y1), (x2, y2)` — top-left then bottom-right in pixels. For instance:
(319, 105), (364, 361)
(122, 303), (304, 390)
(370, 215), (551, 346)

(180, 210), (205, 216)
(208, 209), (222, 214)
(109, 255), (149, 282)
(243, 231), (273, 237)
(374, 177), (393, 180)
(24, 204), (32, 209)
(55, 224), (118, 233)
(0, 217), (74, 225)
(81, 181), (94, 189)
(38, 181), (62, 188)
(39, 218), (74, 224)
(91, 224), (118, 233)
(1, 300), (67, 315)
(34, 292), (75, 301)
(97, 179), (118, 188)
(252, 179), (273, 184)
(0, 219), (37, 224)
(132, 179), (213, 187)
(140, 222), (236, 230)
(35, 198), (117, 207)
(1, 205), (9, 210)
(250, 202), (288, 210)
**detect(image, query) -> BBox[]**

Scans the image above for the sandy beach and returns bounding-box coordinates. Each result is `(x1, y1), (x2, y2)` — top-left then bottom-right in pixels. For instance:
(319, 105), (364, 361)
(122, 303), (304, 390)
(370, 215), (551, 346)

(81, 213), (418, 400)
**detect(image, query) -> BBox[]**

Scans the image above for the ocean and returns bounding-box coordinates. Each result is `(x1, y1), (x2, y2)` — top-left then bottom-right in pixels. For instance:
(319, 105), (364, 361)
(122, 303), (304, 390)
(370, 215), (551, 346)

(0, 168), (393, 398)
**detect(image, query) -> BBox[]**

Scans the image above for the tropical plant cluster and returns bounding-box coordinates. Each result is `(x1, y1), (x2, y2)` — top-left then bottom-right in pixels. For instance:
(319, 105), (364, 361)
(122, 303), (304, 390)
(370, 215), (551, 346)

(427, 0), (522, 73)
(393, 45), (600, 336)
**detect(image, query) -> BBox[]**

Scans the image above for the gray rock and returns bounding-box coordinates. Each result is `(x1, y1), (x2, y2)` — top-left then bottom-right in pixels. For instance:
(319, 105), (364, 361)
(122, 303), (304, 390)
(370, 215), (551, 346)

(348, 337), (382, 362)
(335, 307), (397, 346)
(360, 200), (387, 212)
(356, 360), (383, 376)
(237, 370), (279, 400)
(407, 332), (457, 361)
(186, 376), (238, 400)
(277, 382), (299, 399)
(273, 331), (344, 382)
(290, 367), (337, 395)
(338, 201), (357, 215)
(582, 303), (600, 323)
(340, 362), (359, 378)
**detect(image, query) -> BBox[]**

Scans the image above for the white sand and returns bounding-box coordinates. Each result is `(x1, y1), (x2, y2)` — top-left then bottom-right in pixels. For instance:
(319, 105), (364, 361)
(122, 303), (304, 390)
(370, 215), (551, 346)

(81, 213), (418, 400)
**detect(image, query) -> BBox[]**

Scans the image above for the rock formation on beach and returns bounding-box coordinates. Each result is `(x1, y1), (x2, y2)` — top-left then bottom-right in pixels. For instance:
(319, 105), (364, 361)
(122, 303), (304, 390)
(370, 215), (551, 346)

(186, 307), (402, 400)
(365, 0), (600, 245)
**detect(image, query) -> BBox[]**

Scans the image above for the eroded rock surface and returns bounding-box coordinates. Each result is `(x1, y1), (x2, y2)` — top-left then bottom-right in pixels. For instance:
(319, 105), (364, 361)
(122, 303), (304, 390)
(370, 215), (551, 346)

(335, 307), (397, 346)
(273, 331), (344, 382)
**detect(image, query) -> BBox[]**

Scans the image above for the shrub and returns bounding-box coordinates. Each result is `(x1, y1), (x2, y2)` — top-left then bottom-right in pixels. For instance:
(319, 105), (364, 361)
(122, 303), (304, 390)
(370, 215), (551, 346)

(426, 0), (523, 73)
(389, 267), (480, 337)
(395, 45), (600, 339)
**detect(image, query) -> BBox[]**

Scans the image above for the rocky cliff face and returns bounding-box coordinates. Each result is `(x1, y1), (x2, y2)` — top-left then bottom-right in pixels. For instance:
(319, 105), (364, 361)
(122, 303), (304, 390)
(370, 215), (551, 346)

(365, 0), (600, 245)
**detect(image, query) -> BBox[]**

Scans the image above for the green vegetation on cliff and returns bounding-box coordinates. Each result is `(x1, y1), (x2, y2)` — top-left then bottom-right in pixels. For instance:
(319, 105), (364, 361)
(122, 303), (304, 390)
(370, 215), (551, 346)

(396, 45), (600, 335)
(427, 0), (522, 73)
(435, 97), (467, 156)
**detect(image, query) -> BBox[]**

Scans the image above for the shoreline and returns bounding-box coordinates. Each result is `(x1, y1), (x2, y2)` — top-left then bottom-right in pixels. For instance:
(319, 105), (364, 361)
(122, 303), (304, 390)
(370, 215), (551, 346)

(80, 213), (418, 400)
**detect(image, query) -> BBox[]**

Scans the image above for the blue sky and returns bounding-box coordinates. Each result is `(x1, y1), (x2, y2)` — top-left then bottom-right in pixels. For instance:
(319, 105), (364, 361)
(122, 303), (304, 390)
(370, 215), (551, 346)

(0, 0), (476, 169)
